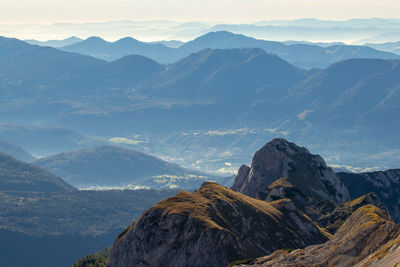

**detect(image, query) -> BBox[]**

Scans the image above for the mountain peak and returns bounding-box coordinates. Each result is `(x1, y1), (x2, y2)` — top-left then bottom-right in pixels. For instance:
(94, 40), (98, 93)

(232, 139), (349, 204)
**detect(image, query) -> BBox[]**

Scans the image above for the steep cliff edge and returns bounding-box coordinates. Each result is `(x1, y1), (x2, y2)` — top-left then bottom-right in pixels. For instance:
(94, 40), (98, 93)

(232, 138), (349, 205)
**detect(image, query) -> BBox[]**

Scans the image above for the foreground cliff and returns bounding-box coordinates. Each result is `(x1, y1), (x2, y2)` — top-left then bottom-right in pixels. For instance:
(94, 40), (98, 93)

(108, 182), (329, 267)
(232, 205), (400, 267)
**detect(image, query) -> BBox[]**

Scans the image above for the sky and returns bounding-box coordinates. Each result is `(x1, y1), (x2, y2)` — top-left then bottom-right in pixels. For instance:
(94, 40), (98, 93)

(1, 0), (400, 24)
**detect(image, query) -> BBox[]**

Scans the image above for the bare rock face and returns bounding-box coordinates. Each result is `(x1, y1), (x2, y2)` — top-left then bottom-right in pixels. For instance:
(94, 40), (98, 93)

(108, 182), (330, 267)
(233, 204), (400, 267)
(232, 138), (349, 205)
(318, 192), (388, 234)
(338, 169), (400, 222)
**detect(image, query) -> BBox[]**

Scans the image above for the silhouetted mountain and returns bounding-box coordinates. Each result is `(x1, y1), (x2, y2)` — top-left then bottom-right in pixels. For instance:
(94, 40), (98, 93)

(25, 36), (83, 48)
(366, 41), (400, 55)
(0, 124), (88, 156)
(0, 152), (76, 193)
(284, 58), (400, 146)
(141, 48), (305, 99)
(150, 40), (185, 48)
(62, 36), (174, 62)
(0, 139), (35, 162)
(0, 36), (164, 129)
(59, 31), (400, 68)
(34, 146), (220, 189)
(181, 31), (400, 69)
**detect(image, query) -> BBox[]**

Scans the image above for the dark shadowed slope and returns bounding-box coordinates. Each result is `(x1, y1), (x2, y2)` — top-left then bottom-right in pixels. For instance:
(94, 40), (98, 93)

(0, 152), (76, 193)
(338, 169), (400, 222)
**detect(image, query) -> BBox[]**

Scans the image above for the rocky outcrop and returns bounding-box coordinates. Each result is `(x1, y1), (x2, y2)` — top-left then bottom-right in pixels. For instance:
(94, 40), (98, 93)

(232, 204), (400, 267)
(232, 138), (349, 205)
(318, 192), (388, 234)
(338, 169), (400, 222)
(108, 182), (330, 267)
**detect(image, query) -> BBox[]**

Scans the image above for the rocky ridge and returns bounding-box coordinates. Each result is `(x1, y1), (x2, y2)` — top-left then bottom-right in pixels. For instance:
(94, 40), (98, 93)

(338, 169), (400, 222)
(232, 204), (400, 267)
(108, 182), (330, 267)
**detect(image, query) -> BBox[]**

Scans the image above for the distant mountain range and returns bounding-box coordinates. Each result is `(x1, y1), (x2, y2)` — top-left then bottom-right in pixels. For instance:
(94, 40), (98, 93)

(366, 40), (400, 55)
(4, 18), (400, 44)
(0, 124), (89, 156)
(1, 35), (400, 171)
(59, 31), (400, 69)
(34, 146), (222, 189)
(25, 36), (83, 48)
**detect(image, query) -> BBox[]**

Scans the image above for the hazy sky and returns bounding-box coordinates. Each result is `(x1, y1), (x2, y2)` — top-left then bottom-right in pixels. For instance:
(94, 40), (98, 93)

(2, 0), (400, 24)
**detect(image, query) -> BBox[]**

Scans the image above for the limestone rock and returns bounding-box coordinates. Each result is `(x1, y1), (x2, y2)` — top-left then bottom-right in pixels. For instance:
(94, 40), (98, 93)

(232, 138), (349, 205)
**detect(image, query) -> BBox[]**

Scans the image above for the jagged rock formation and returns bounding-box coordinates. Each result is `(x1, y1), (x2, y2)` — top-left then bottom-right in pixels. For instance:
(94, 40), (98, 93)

(338, 169), (400, 222)
(232, 138), (349, 205)
(108, 182), (330, 267)
(232, 205), (400, 267)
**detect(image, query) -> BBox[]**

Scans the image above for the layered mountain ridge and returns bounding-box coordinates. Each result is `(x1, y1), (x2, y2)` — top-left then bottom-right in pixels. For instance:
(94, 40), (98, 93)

(60, 31), (400, 69)
(34, 145), (221, 189)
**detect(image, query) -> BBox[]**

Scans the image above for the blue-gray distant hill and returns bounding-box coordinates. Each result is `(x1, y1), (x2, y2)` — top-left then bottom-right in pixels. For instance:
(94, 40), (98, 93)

(34, 146), (221, 189)
(1, 35), (400, 169)
(62, 36), (174, 62)
(0, 124), (89, 156)
(0, 140), (35, 162)
(60, 31), (400, 68)
(25, 36), (83, 48)
(0, 152), (76, 193)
